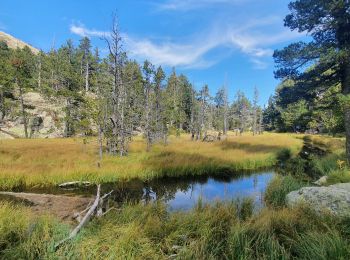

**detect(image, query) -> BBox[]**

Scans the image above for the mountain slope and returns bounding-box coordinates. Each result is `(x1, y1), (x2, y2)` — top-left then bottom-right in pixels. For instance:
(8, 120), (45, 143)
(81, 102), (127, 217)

(0, 31), (39, 54)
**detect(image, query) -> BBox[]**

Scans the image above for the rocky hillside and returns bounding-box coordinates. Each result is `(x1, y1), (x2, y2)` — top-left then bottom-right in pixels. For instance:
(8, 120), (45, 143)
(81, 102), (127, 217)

(0, 31), (39, 54)
(0, 33), (65, 139)
(0, 92), (66, 139)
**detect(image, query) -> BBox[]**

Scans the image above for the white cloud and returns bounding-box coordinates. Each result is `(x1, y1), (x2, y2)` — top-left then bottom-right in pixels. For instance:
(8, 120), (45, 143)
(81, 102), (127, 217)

(69, 18), (303, 70)
(157, 0), (251, 11)
(123, 23), (299, 69)
(70, 24), (108, 38)
(123, 34), (219, 68)
(250, 58), (269, 70)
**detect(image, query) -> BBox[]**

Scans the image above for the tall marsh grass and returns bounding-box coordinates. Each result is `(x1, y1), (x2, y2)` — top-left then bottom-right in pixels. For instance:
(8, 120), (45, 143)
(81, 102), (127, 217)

(265, 175), (304, 208)
(0, 133), (303, 190)
(1, 199), (349, 259)
(0, 202), (69, 259)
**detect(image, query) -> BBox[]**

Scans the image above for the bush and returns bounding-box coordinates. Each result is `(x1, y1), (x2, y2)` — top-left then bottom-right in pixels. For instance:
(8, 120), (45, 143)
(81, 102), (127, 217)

(276, 148), (292, 166)
(284, 157), (307, 177)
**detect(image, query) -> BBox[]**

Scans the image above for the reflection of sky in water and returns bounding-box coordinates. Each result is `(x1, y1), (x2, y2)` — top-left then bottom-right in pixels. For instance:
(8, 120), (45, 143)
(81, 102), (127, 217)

(167, 172), (275, 211)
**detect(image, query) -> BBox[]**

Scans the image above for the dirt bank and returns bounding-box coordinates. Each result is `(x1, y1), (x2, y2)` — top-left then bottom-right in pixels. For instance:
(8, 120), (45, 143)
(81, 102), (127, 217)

(0, 191), (93, 223)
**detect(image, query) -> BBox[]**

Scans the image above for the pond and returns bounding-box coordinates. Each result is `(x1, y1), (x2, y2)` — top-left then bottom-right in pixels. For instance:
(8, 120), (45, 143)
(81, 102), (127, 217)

(29, 171), (275, 211)
(2, 171), (276, 212)
(163, 171), (275, 210)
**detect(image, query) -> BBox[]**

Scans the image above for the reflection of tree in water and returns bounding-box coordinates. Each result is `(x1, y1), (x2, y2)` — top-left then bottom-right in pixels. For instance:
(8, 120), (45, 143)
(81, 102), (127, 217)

(253, 176), (258, 189)
(101, 171), (272, 207)
(104, 176), (205, 206)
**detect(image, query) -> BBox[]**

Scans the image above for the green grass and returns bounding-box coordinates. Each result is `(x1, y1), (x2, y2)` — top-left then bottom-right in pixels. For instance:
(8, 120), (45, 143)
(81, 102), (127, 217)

(0, 201), (69, 259)
(265, 175), (305, 208)
(1, 200), (349, 259)
(326, 169), (350, 185)
(0, 132), (303, 190)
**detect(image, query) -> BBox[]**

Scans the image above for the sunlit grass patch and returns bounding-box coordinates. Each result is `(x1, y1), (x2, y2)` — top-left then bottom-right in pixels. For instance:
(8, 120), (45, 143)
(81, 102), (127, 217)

(0, 132), (303, 189)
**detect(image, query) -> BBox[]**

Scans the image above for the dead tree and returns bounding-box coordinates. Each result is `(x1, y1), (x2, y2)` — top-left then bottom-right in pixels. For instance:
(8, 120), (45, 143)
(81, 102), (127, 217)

(252, 87), (259, 136)
(104, 14), (130, 156)
(154, 66), (166, 144)
(142, 60), (154, 151)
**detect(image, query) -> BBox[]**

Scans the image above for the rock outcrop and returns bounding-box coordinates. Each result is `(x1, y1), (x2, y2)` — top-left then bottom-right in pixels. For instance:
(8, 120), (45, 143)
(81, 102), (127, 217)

(0, 92), (65, 138)
(286, 183), (350, 217)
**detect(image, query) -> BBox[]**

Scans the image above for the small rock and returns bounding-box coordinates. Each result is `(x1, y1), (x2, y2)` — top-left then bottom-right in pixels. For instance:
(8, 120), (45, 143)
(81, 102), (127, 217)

(313, 176), (328, 186)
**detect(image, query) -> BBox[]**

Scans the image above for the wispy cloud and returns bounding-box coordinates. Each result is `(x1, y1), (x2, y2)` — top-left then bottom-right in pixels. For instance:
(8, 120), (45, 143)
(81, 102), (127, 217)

(70, 24), (108, 38)
(123, 34), (219, 69)
(123, 20), (301, 69)
(157, 0), (251, 11)
(69, 18), (303, 70)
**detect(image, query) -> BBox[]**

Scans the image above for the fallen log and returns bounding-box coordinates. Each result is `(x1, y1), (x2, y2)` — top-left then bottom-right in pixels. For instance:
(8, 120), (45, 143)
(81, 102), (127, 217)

(58, 181), (91, 188)
(55, 184), (101, 250)
(97, 190), (113, 217)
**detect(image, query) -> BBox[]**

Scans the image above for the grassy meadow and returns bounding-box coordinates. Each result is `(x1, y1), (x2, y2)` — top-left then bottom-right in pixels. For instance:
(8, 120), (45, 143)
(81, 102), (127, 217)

(0, 132), (303, 190)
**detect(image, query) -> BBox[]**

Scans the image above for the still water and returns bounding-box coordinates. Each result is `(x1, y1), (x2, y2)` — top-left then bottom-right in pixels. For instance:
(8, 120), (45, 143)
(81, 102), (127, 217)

(99, 171), (276, 211)
(21, 171), (275, 211)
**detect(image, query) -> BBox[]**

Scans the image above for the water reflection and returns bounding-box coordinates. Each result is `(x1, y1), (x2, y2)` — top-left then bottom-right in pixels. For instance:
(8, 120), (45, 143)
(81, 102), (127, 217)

(23, 171), (275, 211)
(108, 171), (275, 211)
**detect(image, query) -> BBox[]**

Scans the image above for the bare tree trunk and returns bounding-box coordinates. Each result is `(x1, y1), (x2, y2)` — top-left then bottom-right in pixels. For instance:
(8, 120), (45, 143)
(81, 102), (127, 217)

(38, 58), (42, 89)
(0, 89), (4, 123)
(342, 59), (350, 163)
(17, 78), (28, 138)
(223, 107), (227, 135)
(200, 90), (205, 137)
(85, 60), (89, 92)
(258, 110), (263, 134)
(64, 98), (69, 138)
(190, 91), (195, 141)
(98, 124), (103, 161)
(253, 108), (257, 136)
(145, 83), (151, 151)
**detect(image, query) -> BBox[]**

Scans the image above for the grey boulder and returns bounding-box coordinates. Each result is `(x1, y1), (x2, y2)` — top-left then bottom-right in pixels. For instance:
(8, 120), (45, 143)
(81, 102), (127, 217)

(286, 183), (350, 217)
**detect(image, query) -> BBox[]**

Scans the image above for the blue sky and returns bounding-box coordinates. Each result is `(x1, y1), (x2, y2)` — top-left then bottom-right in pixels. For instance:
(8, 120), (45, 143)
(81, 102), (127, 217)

(0, 0), (306, 105)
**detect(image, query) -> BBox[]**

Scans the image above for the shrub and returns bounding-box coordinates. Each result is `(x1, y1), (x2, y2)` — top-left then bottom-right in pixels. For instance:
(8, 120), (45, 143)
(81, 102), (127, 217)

(276, 148), (292, 166)
(284, 157), (307, 177)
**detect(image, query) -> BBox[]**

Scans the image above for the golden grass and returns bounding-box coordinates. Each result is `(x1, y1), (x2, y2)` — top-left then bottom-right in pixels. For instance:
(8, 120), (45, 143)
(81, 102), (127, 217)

(305, 135), (345, 154)
(0, 132), (303, 189)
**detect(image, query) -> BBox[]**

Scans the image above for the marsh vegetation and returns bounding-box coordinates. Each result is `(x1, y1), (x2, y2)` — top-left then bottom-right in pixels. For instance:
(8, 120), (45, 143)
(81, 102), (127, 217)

(1, 0), (350, 259)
